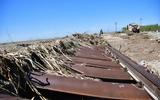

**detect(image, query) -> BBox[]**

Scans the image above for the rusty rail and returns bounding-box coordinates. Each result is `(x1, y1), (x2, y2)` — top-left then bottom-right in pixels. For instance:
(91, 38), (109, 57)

(108, 46), (160, 100)
(71, 64), (134, 82)
(30, 45), (157, 100)
(33, 74), (150, 100)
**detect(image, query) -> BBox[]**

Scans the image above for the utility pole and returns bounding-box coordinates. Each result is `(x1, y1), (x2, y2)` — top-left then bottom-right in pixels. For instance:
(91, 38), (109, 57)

(6, 28), (13, 42)
(115, 22), (117, 33)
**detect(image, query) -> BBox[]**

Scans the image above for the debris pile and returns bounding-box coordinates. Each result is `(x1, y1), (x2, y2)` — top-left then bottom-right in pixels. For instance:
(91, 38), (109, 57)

(0, 33), (108, 99)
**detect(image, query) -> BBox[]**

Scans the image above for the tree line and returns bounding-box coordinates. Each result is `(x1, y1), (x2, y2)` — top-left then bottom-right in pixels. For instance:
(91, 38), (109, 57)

(122, 24), (160, 32)
(140, 24), (160, 32)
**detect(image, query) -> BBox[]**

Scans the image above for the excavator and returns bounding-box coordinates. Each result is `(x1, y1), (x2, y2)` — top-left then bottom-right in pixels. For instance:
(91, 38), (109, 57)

(127, 23), (140, 33)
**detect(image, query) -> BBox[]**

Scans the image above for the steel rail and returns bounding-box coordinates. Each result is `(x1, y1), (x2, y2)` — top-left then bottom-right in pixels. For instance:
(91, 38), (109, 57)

(33, 74), (151, 100)
(107, 46), (160, 100)
(32, 45), (152, 99)
(71, 64), (134, 82)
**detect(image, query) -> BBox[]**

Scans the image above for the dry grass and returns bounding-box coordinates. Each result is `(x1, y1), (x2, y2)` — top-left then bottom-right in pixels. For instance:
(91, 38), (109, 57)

(0, 33), (108, 99)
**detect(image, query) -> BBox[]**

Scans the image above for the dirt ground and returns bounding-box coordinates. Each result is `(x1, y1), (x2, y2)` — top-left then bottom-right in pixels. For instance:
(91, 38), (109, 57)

(103, 32), (160, 77)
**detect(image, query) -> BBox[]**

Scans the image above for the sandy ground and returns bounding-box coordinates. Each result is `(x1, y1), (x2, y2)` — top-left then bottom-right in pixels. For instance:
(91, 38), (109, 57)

(103, 32), (160, 76)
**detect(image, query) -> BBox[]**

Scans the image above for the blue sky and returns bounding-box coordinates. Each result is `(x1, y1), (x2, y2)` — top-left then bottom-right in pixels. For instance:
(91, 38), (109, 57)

(0, 0), (160, 43)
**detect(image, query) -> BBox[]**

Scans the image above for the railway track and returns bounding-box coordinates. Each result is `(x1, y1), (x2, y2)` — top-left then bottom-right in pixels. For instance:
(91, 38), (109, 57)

(31, 45), (160, 100)
(1, 45), (160, 99)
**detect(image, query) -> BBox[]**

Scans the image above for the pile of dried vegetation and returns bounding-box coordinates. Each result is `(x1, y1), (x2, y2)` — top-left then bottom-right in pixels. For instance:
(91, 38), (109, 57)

(0, 33), (108, 99)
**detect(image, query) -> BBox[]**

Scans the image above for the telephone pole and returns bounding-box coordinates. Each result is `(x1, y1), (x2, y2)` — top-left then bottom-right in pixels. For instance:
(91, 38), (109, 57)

(6, 28), (13, 42)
